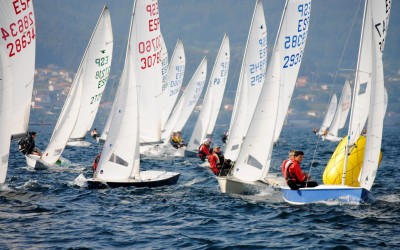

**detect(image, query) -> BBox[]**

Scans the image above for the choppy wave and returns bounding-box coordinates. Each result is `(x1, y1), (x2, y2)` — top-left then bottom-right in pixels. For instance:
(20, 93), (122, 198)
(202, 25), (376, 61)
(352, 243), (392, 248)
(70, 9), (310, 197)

(1, 126), (399, 249)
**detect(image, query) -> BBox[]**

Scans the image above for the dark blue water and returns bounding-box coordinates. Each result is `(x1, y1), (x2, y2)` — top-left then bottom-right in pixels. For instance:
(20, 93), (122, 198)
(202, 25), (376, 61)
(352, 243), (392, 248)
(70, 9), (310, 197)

(1, 125), (399, 249)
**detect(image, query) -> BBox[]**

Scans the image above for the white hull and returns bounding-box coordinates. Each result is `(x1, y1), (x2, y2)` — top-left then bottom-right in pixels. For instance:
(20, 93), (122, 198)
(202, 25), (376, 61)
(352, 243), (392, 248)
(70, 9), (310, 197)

(217, 173), (286, 195)
(25, 154), (71, 170)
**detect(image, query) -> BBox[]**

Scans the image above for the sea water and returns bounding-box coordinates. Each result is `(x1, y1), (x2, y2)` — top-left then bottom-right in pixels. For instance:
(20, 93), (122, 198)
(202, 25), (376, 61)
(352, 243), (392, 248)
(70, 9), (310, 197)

(1, 125), (399, 249)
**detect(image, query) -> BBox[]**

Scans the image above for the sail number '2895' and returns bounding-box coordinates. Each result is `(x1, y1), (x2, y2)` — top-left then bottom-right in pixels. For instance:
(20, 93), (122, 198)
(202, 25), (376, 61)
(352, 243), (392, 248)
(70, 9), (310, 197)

(282, 1), (310, 69)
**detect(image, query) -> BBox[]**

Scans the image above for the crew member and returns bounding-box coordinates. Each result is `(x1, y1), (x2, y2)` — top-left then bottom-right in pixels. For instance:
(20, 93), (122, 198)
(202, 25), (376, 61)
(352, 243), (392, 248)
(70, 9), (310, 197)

(282, 150), (318, 190)
(198, 139), (211, 161)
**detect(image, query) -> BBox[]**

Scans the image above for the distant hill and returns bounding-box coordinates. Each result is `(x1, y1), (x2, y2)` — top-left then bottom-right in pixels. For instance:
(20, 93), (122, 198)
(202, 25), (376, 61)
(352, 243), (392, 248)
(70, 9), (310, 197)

(33, 0), (400, 127)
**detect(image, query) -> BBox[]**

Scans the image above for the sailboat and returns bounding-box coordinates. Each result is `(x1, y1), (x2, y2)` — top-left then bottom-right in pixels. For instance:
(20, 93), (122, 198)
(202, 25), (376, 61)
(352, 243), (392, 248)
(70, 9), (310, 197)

(66, 6), (114, 147)
(161, 57), (208, 149)
(218, 0), (312, 194)
(317, 94), (337, 136)
(0, 1), (36, 183)
(282, 0), (392, 204)
(223, 0), (267, 163)
(185, 34), (230, 157)
(25, 6), (113, 169)
(85, 0), (179, 188)
(323, 80), (352, 141)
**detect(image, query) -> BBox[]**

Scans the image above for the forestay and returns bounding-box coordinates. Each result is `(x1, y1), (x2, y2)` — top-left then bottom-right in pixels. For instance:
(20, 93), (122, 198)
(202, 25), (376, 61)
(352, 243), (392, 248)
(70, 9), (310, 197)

(224, 0), (267, 161)
(187, 35), (230, 152)
(162, 58), (207, 142)
(69, 7), (113, 142)
(233, 0), (312, 182)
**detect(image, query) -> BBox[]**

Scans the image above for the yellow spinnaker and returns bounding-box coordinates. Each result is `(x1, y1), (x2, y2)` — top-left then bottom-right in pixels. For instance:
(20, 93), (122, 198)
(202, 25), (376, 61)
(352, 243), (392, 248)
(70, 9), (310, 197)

(323, 135), (382, 186)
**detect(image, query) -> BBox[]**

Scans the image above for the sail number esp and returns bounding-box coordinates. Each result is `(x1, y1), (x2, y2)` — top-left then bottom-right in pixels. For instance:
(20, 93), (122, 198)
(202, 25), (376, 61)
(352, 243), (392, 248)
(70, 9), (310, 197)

(1, 0), (35, 58)
(283, 2), (311, 69)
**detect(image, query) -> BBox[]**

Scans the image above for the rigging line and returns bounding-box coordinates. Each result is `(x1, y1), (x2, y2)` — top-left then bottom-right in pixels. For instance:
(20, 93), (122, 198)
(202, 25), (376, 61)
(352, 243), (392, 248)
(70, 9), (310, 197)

(328, 0), (364, 110)
(312, 0), (363, 158)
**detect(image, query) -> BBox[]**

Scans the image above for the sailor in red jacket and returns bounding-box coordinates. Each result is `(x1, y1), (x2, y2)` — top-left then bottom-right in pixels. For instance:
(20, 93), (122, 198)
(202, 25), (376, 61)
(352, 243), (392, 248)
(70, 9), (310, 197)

(281, 149), (295, 177)
(209, 145), (224, 175)
(198, 139), (212, 161)
(282, 150), (318, 190)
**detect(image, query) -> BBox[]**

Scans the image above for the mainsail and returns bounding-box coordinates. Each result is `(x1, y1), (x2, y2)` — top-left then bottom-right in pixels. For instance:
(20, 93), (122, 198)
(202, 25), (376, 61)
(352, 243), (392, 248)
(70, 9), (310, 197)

(68, 6), (113, 143)
(41, 6), (113, 165)
(187, 34), (230, 152)
(224, 0), (268, 161)
(162, 58), (207, 142)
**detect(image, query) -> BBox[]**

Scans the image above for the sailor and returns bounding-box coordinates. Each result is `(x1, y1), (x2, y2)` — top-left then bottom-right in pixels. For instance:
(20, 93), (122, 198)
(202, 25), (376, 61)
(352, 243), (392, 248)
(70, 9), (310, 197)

(281, 149), (296, 176)
(198, 139), (211, 161)
(221, 131), (228, 144)
(20, 132), (42, 156)
(283, 150), (318, 190)
(91, 128), (99, 140)
(175, 131), (187, 148)
(92, 153), (101, 172)
(170, 132), (179, 148)
(209, 145), (224, 175)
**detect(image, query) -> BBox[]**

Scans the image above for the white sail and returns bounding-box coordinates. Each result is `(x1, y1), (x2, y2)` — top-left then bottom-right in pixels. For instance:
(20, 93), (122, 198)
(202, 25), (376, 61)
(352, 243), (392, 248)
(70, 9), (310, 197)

(318, 94), (337, 135)
(224, 0), (267, 161)
(0, 2), (17, 184)
(5, 1), (36, 139)
(136, 0), (163, 144)
(233, 0), (312, 182)
(359, 0), (391, 190)
(161, 40), (186, 130)
(326, 80), (351, 139)
(346, 1), (373, 146)
(187, 35), (230, 152)
(99, 71), (123, 143)
(157, 33), (170, 129)
(273, 0), (312, 142)
(41, 72), (83, 164)
(0, 53), (13, 183)
(41, 6), (112, 165)
(162, 58), (207, 142)
(68, 6), (113, 142)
